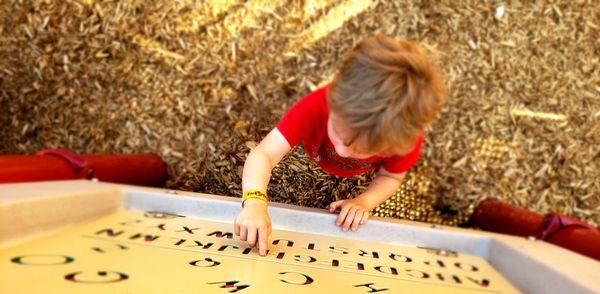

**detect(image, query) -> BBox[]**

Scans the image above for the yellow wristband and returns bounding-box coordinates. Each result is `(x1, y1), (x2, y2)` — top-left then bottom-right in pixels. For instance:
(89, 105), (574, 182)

(242, 190), (268, 206)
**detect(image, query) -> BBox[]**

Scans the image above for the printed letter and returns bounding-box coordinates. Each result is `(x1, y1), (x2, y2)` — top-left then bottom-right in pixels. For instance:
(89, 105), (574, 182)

(279, 272), (314, 285)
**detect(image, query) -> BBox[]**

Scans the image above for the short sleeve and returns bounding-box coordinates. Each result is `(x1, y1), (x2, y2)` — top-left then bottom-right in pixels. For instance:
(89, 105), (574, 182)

(276, 86), (328, 147)
(380, 134), (424, 174)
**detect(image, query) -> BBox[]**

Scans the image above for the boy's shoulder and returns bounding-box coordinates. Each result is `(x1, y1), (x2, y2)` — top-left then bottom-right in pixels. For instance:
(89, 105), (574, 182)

(277, 86), (330, 147)
(291, 85), (329, 114)
(302, 85), (328, 104)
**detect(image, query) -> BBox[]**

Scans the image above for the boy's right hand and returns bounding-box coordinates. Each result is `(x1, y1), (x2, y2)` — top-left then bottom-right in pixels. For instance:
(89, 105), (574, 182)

(234, 199), (272, 256)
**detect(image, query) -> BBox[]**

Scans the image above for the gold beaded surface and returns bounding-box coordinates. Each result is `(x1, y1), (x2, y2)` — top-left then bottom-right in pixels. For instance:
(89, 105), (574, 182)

(371, 174), (473, 226)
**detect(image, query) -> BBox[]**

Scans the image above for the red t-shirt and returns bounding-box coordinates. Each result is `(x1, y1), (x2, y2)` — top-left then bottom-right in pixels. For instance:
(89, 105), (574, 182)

(276, 86), (423, 177)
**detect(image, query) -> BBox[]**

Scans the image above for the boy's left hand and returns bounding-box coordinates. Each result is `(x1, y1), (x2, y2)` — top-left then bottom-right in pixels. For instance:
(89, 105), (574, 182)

(329, 198), (370, 232)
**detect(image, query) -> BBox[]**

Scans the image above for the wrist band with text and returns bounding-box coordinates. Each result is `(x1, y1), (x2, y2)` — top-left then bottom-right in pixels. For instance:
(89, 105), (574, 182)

(242, 189), (268, 206)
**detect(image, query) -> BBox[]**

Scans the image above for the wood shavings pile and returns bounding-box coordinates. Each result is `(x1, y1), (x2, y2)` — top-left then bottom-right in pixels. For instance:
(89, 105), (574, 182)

(1, 1), (598, 227)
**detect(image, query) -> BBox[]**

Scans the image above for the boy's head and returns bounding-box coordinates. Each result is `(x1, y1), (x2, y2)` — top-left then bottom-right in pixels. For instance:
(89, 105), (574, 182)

(327, 35), (447, 158)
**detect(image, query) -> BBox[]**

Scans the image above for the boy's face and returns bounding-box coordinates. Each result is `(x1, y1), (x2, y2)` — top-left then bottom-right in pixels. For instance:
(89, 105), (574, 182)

(328, 112), (394, 159)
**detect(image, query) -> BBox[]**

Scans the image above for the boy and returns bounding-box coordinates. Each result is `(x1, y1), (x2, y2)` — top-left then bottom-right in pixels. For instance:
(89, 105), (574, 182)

(234, 35), (447, 256)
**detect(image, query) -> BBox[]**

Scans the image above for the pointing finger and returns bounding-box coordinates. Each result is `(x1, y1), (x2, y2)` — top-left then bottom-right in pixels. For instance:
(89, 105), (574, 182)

(234, 222), (240, 236)
(247, 227), (257, 247)
(258, 226), (269, 256)
(240, 226), (248, 242)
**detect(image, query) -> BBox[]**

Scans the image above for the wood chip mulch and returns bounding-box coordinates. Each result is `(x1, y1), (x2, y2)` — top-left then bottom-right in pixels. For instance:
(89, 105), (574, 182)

(1, 1), (598, 227)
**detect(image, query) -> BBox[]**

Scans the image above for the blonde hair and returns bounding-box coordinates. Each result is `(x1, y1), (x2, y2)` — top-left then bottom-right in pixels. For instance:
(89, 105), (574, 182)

(328, 35), (447, 154)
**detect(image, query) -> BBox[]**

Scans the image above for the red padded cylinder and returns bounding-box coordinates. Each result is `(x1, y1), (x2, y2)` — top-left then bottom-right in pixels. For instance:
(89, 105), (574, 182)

(547, 226), (600, 261)
(0, 152), (166, 187)
(82, 154), (166, 187)
(471, 199), (544, 237)
(0, 155), (78, 182)
(472, 199), (600, 261)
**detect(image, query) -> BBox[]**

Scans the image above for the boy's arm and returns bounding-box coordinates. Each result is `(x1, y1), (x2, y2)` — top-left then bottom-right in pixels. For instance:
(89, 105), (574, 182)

(329, 168), (406, 231)
(234, 128), (292, 256)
